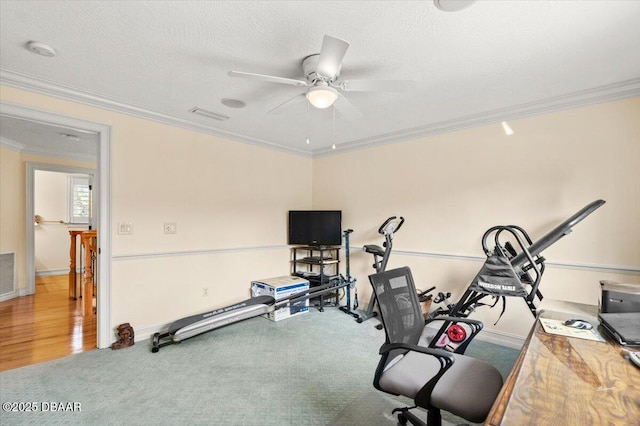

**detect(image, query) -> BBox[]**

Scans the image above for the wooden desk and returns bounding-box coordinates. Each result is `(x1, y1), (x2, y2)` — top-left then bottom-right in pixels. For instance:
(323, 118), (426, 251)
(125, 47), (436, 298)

(485, 308), (639, 425)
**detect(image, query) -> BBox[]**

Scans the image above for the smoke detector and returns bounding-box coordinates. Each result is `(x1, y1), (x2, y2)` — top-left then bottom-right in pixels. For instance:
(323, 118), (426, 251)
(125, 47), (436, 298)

(27, 41), (56, 57)
(221, 98), (246, 109)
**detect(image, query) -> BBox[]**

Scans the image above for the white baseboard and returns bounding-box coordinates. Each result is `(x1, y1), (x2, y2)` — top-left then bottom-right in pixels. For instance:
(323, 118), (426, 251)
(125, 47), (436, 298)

(1, 287), (33, 300)
(131, 322), (169, 344)
(35, 269), (69, 277)
(0, 290), (19, 302)
(474, 328), (525, 350)
(131, 319), (525, 353)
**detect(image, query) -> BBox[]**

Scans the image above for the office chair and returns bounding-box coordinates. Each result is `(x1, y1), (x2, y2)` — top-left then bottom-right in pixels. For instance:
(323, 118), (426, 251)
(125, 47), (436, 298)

(368, 266), (504, 426)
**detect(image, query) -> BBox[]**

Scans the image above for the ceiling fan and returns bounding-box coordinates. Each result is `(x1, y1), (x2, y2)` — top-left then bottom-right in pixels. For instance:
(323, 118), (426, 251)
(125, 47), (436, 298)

(228, 35), (416, 120)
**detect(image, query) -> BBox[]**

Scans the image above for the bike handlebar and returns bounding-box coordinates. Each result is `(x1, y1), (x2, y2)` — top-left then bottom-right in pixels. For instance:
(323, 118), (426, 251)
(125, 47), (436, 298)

(378, 216), (405, 235)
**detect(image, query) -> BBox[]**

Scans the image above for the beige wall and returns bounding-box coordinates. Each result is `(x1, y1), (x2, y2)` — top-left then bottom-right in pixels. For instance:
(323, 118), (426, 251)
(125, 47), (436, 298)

(2, 84), (638, 343)
(313, 96), (640, 340)
(34, 170), (91, 274)
(0, 147), (22, 293)
(34, 170), (68, 273)
(108, 117), (312, 327)
(0, 145), (96, 295)
(1, 85), (313, 333)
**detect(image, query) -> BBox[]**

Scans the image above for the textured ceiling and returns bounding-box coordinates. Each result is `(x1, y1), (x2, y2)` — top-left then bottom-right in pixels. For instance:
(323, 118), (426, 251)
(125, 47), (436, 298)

(1, 0), (639, 158)
(0, 115), (98, 160)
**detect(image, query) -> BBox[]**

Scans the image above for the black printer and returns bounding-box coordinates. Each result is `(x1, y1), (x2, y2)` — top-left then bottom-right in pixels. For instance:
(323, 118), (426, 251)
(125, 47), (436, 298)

(599, 280), (640, 313)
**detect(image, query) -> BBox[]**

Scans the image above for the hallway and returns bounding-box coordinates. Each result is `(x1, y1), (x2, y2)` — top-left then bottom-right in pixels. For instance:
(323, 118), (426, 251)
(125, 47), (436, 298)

(0, 275), (96, 372)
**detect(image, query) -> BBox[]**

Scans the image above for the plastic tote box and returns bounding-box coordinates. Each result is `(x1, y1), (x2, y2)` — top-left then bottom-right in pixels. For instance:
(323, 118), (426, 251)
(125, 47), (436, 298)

(251, 276), (310, 321)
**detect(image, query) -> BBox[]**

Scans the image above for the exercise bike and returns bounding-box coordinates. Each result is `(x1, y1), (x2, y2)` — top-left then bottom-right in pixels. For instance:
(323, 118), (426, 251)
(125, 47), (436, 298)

(357, 216), (405, 329)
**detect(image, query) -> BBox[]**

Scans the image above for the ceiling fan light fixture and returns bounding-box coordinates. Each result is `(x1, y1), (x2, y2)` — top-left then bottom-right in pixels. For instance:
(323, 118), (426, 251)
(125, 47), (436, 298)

(306, 86), (339, 109)
(434, 0), (477, 12)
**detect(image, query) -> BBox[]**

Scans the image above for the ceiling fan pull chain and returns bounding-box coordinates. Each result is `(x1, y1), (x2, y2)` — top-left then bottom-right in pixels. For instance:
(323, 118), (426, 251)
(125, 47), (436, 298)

(332, 104), (337, 150)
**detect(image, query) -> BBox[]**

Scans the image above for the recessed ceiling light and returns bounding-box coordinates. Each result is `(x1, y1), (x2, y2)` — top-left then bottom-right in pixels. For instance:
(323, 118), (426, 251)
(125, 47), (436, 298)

(27, 41), (56, 57)
(434, 0), (476, 12)
(221, 98), (246, 109)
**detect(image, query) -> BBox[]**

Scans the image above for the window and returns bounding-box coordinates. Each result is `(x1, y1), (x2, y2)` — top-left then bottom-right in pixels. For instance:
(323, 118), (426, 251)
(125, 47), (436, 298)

(68, 176), (91, 224)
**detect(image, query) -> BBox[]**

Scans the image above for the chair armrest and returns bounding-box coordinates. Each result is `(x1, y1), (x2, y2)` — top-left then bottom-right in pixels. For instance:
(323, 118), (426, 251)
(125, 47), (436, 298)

(380, 342), (455, 363)
(425, 316), (484, 354)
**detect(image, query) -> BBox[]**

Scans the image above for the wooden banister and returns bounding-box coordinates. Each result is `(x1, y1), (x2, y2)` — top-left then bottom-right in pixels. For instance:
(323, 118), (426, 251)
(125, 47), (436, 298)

(81, 230), (97, 317)
(69, 229), (97, 316)
(68, 230), (84, 299)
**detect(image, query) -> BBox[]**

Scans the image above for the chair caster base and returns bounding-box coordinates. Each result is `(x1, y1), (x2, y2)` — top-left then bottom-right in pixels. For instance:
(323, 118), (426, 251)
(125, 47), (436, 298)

(391, 406), (430, 426)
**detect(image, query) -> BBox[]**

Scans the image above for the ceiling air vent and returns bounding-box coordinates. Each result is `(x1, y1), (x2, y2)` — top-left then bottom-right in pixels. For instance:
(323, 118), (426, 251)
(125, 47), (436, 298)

(189, 107), (230, 121)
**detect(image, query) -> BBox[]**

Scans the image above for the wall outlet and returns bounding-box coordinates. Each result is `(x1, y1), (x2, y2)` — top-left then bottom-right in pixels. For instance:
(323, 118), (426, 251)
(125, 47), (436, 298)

(164, 222), (177, 234)
(202, 287), (209, 297)
(118, 222), (133, 235)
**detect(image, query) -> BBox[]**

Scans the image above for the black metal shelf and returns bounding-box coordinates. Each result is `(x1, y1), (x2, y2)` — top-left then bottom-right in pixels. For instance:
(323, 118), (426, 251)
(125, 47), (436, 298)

(291, 246), (341, 310)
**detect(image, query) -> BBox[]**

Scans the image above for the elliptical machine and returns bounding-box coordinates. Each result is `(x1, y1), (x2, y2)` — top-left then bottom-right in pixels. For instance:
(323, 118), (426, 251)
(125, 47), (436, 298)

(357, 216), (405, 328)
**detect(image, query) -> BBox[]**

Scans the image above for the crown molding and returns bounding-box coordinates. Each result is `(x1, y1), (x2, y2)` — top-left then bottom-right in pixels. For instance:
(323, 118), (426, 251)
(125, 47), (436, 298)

(22, 145), (98, 162)
(2, 68), (638, 159)
(0, 135), (25, 152)
(0, 69), (312, 158)
(0, 134), (97, 162)
(314, 77), (640, 157)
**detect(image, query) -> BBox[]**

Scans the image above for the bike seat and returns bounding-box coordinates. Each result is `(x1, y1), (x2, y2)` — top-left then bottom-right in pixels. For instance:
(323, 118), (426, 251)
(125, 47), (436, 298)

(363, 244), (385, 256)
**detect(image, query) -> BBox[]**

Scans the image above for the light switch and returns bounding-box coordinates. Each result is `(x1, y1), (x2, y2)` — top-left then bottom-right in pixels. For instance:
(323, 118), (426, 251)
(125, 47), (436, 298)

(118, 222), (133, 235)
(164, 222), (177, 234)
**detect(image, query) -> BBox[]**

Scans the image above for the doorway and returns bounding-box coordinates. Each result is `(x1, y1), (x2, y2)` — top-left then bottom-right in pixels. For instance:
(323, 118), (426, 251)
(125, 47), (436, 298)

(33, 167), (95, 304)
(1, 101), (111, 349)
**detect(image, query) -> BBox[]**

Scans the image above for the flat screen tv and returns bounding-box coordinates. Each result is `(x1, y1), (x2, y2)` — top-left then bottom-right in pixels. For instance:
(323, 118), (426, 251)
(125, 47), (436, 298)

(288, 210), (342, 246)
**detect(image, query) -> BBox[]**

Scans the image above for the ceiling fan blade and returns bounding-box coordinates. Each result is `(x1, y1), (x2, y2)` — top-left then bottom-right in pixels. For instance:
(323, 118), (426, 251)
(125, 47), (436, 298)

(334, 94), (362, 120)
(228, 71), (308, 87)
(267, 92), (308, 115)
(340, 79), (417, 92)
(316, 35), (350, 80)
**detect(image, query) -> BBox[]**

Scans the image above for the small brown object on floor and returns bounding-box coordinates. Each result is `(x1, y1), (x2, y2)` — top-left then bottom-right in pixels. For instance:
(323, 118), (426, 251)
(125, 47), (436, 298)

(111, 323), (135, 350)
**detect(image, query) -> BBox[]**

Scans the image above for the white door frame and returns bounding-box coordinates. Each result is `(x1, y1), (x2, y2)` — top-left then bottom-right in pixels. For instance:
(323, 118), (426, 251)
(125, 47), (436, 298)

(1, 101), (112, 349)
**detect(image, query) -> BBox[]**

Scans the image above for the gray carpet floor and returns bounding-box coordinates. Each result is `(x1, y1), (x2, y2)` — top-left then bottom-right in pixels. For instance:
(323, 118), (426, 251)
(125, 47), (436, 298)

(0, 308), (518, 425)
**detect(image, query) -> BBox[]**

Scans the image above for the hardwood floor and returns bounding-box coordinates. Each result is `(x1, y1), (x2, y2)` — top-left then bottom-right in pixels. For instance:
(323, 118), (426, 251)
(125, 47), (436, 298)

(0, 274), (96, 372)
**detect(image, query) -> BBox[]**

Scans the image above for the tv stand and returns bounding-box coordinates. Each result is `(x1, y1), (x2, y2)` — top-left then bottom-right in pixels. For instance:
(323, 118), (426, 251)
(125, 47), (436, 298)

(291, 246), (341, 311)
